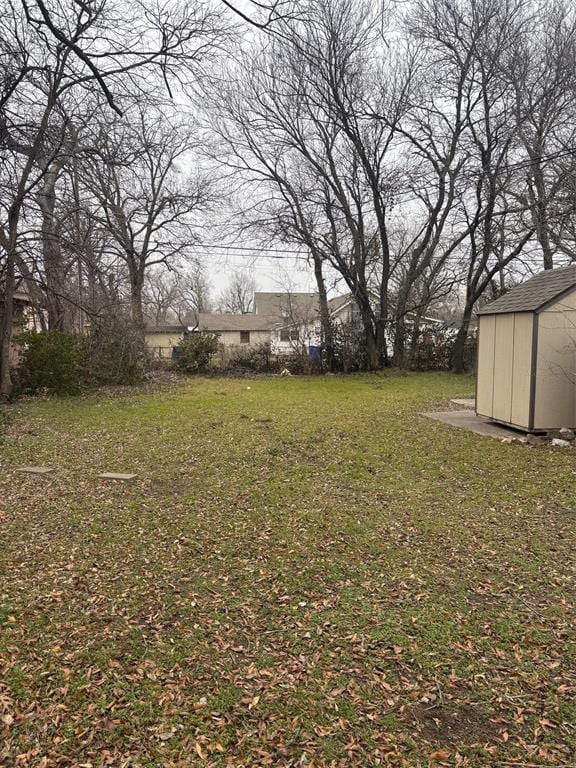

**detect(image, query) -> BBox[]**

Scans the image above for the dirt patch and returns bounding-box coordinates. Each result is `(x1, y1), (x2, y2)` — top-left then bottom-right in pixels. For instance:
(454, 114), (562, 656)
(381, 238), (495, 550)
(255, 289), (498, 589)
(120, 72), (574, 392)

(148, 476), (195, 498)
(465, 590), (503, 608)
(409, 703), (499, 747)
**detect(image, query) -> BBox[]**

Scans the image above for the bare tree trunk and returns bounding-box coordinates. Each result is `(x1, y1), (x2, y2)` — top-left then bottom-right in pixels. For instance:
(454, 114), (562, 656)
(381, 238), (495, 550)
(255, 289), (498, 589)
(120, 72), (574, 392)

(37, 158), (69, 330)
(360, 309), (380, 371)
(527, 168), (555, 270)
(312, 254), (335, 372)
(393, 316), (407, 368)
(452, 304), (474, 374)
(375, 314), (388, 368)
(393, 271), (416, 368)
(408, 317), (422, 368)
(0, 249), (16, 399)
(353, 289), (380, 370)
(366, 332), (380, 370)
(129, 265), (145, 337)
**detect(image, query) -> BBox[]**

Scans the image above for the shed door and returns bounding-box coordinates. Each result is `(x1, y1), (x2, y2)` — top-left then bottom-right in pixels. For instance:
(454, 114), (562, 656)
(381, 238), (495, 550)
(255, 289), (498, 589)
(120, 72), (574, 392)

(510, 313), (533, 429)
(492, 314), (515, 423)
(476, 315), (496, 417)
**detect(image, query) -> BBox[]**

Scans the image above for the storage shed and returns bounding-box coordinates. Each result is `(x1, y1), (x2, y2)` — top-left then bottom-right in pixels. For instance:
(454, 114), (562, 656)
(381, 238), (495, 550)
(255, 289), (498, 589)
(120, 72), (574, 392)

(476, 265), (576, 432)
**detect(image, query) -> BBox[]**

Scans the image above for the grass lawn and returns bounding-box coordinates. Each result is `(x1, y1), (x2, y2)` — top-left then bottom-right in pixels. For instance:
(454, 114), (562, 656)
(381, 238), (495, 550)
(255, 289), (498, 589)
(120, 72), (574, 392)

(0, 372), (574, 767)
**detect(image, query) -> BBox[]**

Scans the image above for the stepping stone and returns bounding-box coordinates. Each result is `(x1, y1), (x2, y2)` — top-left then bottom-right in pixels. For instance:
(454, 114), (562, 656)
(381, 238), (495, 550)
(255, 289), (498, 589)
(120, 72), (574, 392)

(16, 466), (54, 476)
(450, 398), (476, 409)
(98, 472), (138, 482)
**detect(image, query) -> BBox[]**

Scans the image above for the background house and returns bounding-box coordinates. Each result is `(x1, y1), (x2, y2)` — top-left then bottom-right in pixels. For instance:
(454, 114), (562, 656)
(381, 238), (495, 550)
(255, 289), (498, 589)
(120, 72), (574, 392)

(255, 292), (323, 354)
(196, 313), (276, 347)
(2, 286), (45, 367)
(144, 324), (188, 358)
(144, 290), (445, 361)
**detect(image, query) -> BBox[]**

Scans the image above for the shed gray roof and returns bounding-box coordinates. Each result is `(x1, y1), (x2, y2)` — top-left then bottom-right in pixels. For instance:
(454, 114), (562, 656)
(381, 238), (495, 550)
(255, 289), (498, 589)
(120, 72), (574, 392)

(197, 313), (277, 332)
(477, 265), (576, 315)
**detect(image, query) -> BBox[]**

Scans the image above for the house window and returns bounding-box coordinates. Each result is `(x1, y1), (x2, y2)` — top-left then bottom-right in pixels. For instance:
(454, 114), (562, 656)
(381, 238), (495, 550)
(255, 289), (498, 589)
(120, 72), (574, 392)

(280, 328), (299, 342)
(240, 330), (250, 344)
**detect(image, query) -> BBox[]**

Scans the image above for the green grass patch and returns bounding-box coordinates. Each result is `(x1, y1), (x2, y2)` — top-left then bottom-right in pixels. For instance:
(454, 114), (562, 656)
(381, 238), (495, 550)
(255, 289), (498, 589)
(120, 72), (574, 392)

(0, 372), (574, 766)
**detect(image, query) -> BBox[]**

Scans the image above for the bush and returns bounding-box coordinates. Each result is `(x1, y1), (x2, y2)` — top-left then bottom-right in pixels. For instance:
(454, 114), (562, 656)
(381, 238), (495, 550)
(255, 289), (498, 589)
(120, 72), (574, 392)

(277, 348), (316, 375)
(81, 316), (147, 385)
(174, 332), (219, 373)
(331, 323), (369, 372)
(16, 330), (84, 395)
(409, 326), (454, 371)
(146, 355), (174, 372)
(220, 342), (280, 373)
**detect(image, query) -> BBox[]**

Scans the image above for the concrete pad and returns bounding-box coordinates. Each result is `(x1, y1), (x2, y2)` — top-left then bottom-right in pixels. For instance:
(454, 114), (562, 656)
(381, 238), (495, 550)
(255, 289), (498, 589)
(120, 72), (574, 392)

(98, 472), (138, 482)
(450, 398), (476, 409)
(16, 466), (54, 476)
(422, 410), (527, 442)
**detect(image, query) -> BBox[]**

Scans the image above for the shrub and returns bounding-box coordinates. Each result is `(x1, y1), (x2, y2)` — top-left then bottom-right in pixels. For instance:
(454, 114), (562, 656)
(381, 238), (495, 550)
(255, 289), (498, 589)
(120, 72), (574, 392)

(16, 330), (84, 395)
(409, 326), (454, 371)
(222, 342), (280, 373)
(174, 332), (219, 373)
(331, 323), (369, 372)
(81, 316), (147, 385)
(146, 355), (174, 372)
(277, 348), (316, 375)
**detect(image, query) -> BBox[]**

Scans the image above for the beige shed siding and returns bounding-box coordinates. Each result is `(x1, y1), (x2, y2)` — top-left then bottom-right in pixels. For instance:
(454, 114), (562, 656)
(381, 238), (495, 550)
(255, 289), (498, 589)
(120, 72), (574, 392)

(533, 308), (576, 430)
(476, 315), (496, 417)
(510, 313), (533, 428)
(492, 314), (515, 423)
(545, 290), (576, 312)
(476, 312), (533, 428)
(477, 272), (576, 431)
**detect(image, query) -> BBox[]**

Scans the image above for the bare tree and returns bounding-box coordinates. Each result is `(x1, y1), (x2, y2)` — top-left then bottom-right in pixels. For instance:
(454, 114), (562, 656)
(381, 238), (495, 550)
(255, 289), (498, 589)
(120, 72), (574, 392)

(405, 0), (536, 372)
(206, 0), (411, 368)
(0, 0), (226, 398)
(144, 263), (212, 325)
(173, 263), (213, 322)
(218, 269), (257, 314)
(506, 0), (576, 267)
(81, 105), (214, 333)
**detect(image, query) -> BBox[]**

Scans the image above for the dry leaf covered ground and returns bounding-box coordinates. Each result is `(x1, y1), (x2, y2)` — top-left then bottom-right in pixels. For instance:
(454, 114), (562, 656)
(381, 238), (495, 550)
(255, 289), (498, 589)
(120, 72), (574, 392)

(0, 372), (574, 767)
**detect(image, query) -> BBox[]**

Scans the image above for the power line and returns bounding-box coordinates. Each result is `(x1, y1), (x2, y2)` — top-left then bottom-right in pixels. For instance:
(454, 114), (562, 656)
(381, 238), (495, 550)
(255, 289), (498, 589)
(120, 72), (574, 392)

(188, 146), (576, 265)
(192, 243), (309, 256)
(502, 146), (576, 173)
(385, 146), (576, 207)
(191, 245), (571, 267)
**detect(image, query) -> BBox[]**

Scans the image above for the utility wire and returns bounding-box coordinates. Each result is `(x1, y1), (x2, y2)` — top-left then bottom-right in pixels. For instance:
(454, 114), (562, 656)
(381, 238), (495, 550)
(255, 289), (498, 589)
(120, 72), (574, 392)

(192, 246), (572, 267)
(188, 146), (576, 265)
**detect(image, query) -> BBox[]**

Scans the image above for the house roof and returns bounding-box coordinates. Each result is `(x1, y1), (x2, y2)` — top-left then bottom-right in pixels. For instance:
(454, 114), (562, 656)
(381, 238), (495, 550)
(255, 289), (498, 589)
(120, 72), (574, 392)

(327, 291), (383, 317)
(145, 324), (188, 334)
(477, 265), (576, 315)
(254, 292), (320, 320)
(197, 313), (277, 332)
(14, 290), (33, 303)
(327, 294), (352, 314)
(443, 319), (478, 331)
